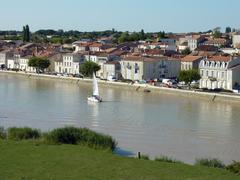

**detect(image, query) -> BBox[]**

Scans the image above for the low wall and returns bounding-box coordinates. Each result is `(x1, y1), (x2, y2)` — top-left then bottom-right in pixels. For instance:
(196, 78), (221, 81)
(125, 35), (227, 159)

(1, 71), (240, 103)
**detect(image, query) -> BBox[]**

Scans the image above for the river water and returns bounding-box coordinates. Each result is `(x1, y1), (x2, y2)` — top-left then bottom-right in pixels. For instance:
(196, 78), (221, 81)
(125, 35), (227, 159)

(1, 73), (240, 164)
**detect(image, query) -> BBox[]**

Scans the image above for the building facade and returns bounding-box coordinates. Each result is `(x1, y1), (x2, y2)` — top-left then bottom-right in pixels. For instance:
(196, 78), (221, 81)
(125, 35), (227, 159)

(186, 35), (205, 51)
(120, 56), (180, 81)
(199, 56), (240, 90)
(0, 50), (13, 68)
(181, 55), (203, 70)
(232, 34), (240, 48)
(54, 53), (84, 74)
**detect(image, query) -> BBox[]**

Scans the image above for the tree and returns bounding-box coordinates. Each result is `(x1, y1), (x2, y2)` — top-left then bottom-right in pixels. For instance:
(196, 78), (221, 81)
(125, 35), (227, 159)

(80, 61), (101, 77)
(140, 29), (145, 40)
(118, 32), (129, 43)
(28, 57), (50, 73)
(158, 31), (166, 39)
(22, 26), (26, 42)
(178, 69), (201, 88)
(225, 27), (232, 33)
(213, 31), (222, 38)
(22, 25), (31, 42)
(181, 47), (191, 55)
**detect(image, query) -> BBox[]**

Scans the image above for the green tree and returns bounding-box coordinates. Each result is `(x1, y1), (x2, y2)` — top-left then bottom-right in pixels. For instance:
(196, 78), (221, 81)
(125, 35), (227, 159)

(140, 29), (145, 40)
(80, 61), (101, 77)
(178, 69), (201, 88)
(22, 26), (26, 42)
(213, 31), (222, 38)
(22, 25), (31, 42)
(181, 47), (191, 55)
(25, 25), (30, 42)
(118, 32), (129, 43)
(158, 31), (166, 39)
(28, 57), (50, 73)
(225, 27), (232, 33)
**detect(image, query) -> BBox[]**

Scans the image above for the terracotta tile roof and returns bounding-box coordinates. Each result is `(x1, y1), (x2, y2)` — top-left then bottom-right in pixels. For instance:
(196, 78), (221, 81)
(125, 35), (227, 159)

(196, 45), (218, 52)
(122, 56), (162, 62)
(181, 55), (203, 62)
(204, 38), (229, 46)
(105, 61), (120, 65)
(207, 56), (231, 62)
(89, 43), (102, 47)
(143, 49), (164, 55)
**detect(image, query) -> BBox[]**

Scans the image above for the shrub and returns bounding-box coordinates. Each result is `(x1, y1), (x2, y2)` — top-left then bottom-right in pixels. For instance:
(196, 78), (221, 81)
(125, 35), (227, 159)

(138, 154), (149, 160)
(44, 127), (117, 151)
(155, 155), (181, 163)
(195, 158), (225, 168)
(7, 127), (41, 140)
(0, 127), (6, 139)
(226, 161), (240, 175)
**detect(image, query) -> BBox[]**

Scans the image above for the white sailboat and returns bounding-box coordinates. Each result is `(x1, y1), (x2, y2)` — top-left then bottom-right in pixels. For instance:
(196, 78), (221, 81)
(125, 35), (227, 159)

(88, 73), (102, 103)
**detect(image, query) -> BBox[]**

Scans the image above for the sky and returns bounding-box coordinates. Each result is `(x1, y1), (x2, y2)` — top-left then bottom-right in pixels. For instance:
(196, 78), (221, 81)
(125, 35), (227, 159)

(0, 0), (239, 33)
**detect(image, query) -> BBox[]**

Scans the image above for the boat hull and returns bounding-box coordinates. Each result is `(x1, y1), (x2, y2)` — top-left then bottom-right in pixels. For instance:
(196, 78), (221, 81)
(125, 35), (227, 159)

(88, 96), (102, 103)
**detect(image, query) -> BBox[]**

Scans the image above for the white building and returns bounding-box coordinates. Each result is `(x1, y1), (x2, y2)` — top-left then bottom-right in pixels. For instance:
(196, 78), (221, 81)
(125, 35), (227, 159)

(0, 50), (13, 68)
(55, 53), (84, 74)
(120, 56), (180, 81)
(181, 55), (203, 70)
(7, 54), (21, 69)
(186, 35), (205, 51)
(220, 48), (240, 55)
(199, 56), (240, 90)
(102, 61), (121, 80)
(72, 42), (90, 52)
(18, 56), (36, 72)
(232, 34), (240, 48)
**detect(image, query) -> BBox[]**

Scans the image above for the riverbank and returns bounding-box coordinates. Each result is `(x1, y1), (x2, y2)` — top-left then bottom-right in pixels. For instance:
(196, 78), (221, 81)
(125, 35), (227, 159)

(1, 70), (240, 103)
(0, 140), (238, 179)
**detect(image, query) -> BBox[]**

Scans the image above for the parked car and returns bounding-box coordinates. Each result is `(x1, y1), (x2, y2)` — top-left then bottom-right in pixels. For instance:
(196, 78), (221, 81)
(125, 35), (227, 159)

(107, 75), (116, 82)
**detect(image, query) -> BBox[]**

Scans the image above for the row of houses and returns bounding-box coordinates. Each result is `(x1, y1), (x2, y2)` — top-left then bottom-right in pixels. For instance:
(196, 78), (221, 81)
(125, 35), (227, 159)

(1, 37), (240, 91)
(1, 47), (240, 91)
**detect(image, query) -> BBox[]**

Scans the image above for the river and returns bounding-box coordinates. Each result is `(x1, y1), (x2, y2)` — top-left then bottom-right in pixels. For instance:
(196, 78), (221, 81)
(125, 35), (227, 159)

(0, 73), (240, 164)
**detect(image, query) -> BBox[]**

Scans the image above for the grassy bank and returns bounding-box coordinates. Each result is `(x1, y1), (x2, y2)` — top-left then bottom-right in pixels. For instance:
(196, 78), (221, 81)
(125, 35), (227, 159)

(0, 140), (238, 180)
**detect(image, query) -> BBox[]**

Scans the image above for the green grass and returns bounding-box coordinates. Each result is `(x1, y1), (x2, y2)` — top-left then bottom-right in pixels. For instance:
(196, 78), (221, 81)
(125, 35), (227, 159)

(155, 155), (182, 163)
(0, 140), (238, 180)
(195, 158), (225, 168)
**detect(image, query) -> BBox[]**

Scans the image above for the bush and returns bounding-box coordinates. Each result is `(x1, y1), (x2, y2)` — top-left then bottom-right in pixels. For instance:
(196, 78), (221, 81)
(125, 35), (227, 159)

(44, 127), (117, 151)
(195, 158), (225, 168)
(155, 155), (181, 163)
(0, 127), (6, 139)
(226, 161), (240, 175)
(7, 127), (41, 140)
(138, 153), (149, 160)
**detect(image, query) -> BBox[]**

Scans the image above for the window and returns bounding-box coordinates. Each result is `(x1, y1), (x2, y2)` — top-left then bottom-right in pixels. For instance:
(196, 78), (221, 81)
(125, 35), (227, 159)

(206, 70), (208, 76)
(222, 72), (225, 78)
(135, 63), (139, 74)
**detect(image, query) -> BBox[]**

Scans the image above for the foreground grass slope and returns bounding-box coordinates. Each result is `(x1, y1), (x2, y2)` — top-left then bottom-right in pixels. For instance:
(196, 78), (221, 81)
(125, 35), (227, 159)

(0, 141), (238, 180)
